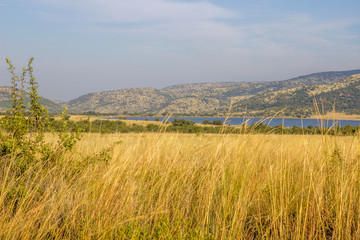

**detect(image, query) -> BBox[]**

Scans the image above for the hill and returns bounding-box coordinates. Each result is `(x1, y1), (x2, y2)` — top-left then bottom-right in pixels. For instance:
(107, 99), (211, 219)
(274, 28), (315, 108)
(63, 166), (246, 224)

(65, 69), (360, 116)
(66, 88), (171, 113)
(3, 69), (360, 116)
(231, 74), (360, 117)
(0, 86), (63, 113)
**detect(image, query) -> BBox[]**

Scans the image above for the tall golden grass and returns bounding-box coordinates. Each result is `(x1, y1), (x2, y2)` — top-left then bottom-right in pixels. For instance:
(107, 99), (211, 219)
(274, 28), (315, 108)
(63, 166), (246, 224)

(1, 132), (360, 239)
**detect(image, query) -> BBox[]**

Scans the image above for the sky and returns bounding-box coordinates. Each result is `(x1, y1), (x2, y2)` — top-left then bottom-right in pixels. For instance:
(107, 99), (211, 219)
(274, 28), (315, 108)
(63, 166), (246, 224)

(1, 0), (360, 101)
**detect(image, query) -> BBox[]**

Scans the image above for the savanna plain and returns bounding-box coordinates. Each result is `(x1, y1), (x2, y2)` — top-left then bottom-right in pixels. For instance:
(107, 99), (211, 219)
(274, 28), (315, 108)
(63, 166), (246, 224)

(2, 131), (360, 239)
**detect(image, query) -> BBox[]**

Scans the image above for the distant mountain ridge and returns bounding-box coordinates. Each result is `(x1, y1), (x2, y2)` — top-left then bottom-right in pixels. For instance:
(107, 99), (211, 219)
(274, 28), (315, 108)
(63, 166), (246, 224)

(0, 86), (63, 113)
(1, 69), (360, 117)
(65, 69), (360, 116)
(232, 73), (360, 117)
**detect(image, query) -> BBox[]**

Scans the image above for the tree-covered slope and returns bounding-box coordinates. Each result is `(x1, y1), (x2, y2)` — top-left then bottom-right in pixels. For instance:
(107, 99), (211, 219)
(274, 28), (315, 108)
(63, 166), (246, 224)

(63, 69), (360, 115)
(0, 87), (63, 113)
(232, 74), (360, 117)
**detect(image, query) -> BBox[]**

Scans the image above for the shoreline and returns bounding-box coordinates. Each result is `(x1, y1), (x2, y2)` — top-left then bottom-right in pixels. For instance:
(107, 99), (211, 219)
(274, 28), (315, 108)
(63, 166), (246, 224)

(63, 113), (360, 122)
(115, 115), (360, 122)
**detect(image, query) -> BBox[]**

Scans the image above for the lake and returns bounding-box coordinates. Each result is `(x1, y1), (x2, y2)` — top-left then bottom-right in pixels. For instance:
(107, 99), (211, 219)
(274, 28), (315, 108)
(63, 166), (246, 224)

(112, 117), (360, 128)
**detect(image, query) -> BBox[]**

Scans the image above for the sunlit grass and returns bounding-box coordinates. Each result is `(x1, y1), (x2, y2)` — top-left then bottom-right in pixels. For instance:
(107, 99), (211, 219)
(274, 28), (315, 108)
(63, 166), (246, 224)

(1, 132), (360, 239)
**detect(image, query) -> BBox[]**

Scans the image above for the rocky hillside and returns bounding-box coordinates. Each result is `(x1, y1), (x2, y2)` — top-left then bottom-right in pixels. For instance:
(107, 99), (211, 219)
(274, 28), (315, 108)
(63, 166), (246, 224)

(66, 88), (171, 113)
(66, 69), (360, 116)
(231, 74), (360, 117)
(0, 87), (63, 113)
(2, 69), (360, 116)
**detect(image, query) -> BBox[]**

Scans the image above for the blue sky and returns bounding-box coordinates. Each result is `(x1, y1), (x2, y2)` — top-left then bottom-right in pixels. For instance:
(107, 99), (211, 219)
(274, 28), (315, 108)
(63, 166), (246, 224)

(1, 0), (359, 100)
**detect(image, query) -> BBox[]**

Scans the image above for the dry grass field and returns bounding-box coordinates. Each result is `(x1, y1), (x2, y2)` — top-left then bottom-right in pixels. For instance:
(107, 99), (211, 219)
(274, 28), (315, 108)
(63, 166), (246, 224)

(1, 132), (360, 239)
(310, 112), (360, 121)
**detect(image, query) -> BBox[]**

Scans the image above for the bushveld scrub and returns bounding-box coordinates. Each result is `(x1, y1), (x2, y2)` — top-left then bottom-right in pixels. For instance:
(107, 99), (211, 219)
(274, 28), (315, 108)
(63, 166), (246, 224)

(47, 118), (360, 136)
(1, 59), (360, 239)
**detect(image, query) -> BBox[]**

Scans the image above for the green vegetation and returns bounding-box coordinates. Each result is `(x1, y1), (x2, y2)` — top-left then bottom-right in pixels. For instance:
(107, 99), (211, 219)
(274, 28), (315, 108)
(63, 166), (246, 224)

(0, 58), (81, 169)
(233, 74), (360, 117)
(212, 120), (223, 125)
(42, 118), (360, 136)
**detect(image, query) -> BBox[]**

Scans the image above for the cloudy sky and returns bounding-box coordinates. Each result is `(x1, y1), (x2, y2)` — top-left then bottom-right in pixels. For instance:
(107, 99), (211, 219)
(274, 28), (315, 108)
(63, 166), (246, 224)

(1, 0), (359, 100)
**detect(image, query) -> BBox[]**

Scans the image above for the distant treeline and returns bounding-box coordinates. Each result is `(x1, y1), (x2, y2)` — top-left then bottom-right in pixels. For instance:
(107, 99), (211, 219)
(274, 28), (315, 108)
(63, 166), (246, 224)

(73, 111), (221, 117)
(0, 114), (358, 135)
(43, 118), (360, 136)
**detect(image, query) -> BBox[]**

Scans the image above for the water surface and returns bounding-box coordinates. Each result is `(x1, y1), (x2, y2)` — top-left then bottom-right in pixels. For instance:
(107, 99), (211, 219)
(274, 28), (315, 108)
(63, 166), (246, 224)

(112, 117), (360, 128)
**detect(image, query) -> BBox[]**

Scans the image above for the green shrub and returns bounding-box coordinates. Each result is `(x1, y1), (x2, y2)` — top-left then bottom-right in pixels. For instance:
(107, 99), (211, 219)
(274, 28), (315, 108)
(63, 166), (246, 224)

(202, 120), (211, 125)
(171, 118), (195, 126)
(212, 120), (223, 125)
(0, 58), (81, 173)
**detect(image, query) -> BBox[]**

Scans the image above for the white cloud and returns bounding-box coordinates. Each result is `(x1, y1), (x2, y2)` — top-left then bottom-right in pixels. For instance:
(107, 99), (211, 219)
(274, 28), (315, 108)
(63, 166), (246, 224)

(33, 0), (360, 53)
(33, 0), (246, 52)
(34, 0), (243, 49)
(37, 0), (236, 23)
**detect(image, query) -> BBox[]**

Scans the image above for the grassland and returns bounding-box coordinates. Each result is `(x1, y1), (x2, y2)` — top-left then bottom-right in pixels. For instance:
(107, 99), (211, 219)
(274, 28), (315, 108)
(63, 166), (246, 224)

(1, 132), (360, 239)
(310, 112), (360, 121)
(3, 58), (360, 239)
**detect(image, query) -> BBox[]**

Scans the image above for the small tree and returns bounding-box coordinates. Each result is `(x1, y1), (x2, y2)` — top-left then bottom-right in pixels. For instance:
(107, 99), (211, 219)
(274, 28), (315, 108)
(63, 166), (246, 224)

(0, 58), (81, 174)
(202, 120), (211, 125)
(212, 120), (223, 125)
(171, 118), (195, 126)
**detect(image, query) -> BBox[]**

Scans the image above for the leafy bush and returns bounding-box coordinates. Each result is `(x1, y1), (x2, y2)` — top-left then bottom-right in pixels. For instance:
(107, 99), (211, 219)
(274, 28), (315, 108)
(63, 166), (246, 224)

(202, 119), (211, 125)
(171, 118), (195, 126)
(146, 124), (160, 132)
(0, 58), (81, 174)
(212, 120), (223, 125)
